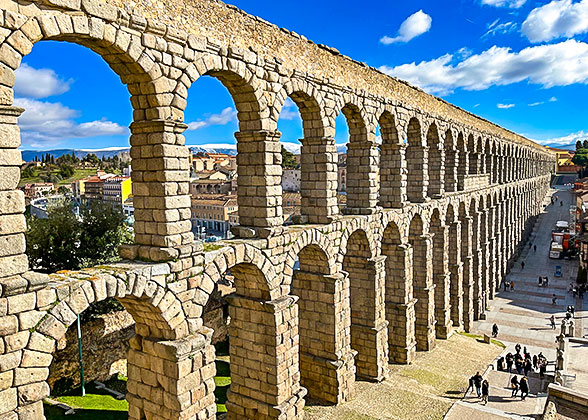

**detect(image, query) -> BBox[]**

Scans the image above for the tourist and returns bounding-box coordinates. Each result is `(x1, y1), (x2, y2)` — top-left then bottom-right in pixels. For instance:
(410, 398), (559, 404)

(521, 261), (525, 270)
(515, 357), (523, 374)
(465, 374), (475, 397)
(524, 359), (532, 376)
(533, 244), (537, 252)
(473, 371), (483, 398)
(520, 376), (529, 400)
(539, 360), (547, 379)
(481, 379), (489, 405)
(504, 280), (509, 291)
(552, 294), (557, 305)
(511, 375), (519, 397)
(544, 277), (549, 287)
(492, 323), (499, 338)
(506, 353), (514, 373)
(515, 343), (522, 354)
(538, 276), (543, 287)
(533, 354), (538, 371)
(511, 281), (515, 291)
(550, 314), (556, 330)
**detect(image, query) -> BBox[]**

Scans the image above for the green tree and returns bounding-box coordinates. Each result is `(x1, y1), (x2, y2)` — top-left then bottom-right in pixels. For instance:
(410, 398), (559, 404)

(281, 146), (298, 169)
(577, 141), (583, 151)
(572, 151), (588, 168)
(583, 140), (588, 149)
(26, 200), (132, 273)
(59, 163), (75, 179)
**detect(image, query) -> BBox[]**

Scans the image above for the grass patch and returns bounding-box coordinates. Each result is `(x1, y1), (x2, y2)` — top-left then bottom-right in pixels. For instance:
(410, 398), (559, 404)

(203, 243), (224, 252)
(56, 394), (128, 412)
(214, 360), (231, 413)
(458, 331), (506, 348)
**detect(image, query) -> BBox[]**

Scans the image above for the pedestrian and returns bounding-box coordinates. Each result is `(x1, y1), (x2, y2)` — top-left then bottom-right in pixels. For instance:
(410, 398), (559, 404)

(473, 371), (483, 398)
(506, 353), (514, 373)
(504, 280), (508, 291)
(520, 376), (529, 400)
(533, 244), (537, 252)
(511, 375), (519, 397)
(521, 261), (525, 270)
(533, 354), (538, 370)
(561, 201), (563, 206)
(540, 361), (547, 379)
(544, 277), (549, 287)
(515, 343), (522, 355)
(538, 276), (543, 287)
(465, 375), (475, 397)
(524, 359), (532, 376)
(511, 281), (515, 291)
(552, 294), (557, 305)
(550, 314), (556, 330)
(515, 357), (523, 374)
(481, 379), (489, 405)
(492, 323), (499, 338)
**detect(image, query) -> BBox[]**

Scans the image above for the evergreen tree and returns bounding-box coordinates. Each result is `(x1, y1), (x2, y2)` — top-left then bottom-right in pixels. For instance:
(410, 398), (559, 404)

(577, 141), (582, 151)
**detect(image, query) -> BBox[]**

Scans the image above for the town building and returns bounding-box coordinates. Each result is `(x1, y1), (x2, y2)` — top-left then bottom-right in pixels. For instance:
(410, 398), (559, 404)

(22, 182), (54, 198)
(282, 168), (301, 192)
(102, 176), (133, 206)
(548, 147), (580, 174)
(191, 194), (238, 239)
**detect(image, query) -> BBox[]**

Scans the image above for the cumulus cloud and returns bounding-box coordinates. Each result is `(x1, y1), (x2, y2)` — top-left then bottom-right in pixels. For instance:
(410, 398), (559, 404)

(522, 0), (588, 43)
(15, 97), (127, 146)
(482, 19), (518, 38)
(186, 107), (237, 131)
(379, 39), (588, 95)
(481, 0), (527, 8)
(533, 130), (588, 147)
(497, 103), (515, 108)
(279, 97), (301, 121)
(550, 96), (558, 101)
(14, 63), (71, 99)
(380, 10), (432, 44)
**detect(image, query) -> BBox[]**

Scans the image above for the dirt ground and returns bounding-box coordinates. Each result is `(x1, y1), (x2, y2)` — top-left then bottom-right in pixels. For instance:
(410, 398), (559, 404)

(304, 333), (504, 420)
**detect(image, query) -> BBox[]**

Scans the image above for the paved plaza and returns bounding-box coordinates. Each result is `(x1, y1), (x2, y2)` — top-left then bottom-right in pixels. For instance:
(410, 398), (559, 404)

(448, 185), (586, 419)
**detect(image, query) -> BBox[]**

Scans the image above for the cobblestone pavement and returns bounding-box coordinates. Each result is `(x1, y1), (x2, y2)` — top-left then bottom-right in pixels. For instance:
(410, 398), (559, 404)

(448, 185), (586, 420)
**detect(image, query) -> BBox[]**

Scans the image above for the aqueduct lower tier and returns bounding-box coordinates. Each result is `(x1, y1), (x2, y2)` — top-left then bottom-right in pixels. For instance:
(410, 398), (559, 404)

(0, 1), (557, 419)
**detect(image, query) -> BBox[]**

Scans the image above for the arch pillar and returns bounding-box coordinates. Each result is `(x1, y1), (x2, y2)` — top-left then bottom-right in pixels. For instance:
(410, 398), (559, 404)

(432, 224), (452, 339)
(299, 136), (339, 224)
(457, 149), (468, 191)
(233, 130), (283, 238)
(460, 216), (475, 332)
(292, 270), (356, 404)
(0, 105), (28, 279)
(448, 221), (463, 330)
(384, 243), (417, 364)
(226, 294), (306, 420)
(128, 120), (193, 257)
(379, 143), (407, 208)
(345, 141), (379, 214)
(349, 256), (389, 382)
(444, 148), (459, 193)
(406, 145), (430, 203)
(409, 234), (436, 351)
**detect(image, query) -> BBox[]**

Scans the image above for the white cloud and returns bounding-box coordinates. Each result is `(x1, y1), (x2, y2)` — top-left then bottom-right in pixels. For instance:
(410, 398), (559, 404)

(187, 107), (237, 131)
(379, 39), (588, 95)
(522, 0), (588, 43)
(482, 20), (518, 38)
(280, 98), (300, 121)
(14, 63), (71, 99)
(528, 101), (544, 106)
(481, 0), (527, 8)
(497, 103), (515, 108)
(15, 97), (127, 147)
(550, 96), (558, 101)
(533, 130), (588, 147)
(380, 10), (432, 44)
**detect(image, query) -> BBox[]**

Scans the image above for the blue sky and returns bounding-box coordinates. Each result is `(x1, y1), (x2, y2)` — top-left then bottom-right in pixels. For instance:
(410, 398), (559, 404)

(15, 0), (588, 150)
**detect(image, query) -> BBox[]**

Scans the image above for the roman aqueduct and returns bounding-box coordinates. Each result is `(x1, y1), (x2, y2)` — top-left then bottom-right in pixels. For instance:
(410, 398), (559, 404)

(0, 1), (557, 419)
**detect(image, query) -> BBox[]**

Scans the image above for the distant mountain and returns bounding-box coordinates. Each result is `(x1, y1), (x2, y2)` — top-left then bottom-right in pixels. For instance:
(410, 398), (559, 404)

(21, 142), (348, 162)
(542, 142), (575, 150)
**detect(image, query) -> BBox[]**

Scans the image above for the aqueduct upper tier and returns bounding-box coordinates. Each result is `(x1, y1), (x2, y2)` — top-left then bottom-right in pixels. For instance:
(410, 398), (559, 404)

(0, 1), (557, 420)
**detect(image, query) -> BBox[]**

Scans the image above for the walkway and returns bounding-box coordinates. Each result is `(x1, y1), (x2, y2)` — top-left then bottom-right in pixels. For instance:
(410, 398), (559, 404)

(448, 186), (586, 419)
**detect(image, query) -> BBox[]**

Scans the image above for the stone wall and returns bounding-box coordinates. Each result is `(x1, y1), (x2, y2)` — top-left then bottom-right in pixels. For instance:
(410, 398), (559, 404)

(0, 1), (560, 420)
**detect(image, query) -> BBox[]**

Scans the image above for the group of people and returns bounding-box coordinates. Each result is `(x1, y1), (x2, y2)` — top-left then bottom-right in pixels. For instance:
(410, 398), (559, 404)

(502, 280), (516, 291)
(466, 371), (490, 405)
(569, 282), (586, 299)
(537, 276), (550, 287)
(499, 344), (548, 379)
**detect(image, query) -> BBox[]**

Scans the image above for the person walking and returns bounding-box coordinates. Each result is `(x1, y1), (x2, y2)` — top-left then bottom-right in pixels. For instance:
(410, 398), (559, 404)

(544, 277), (549, 287)
(504, 280), (509, 291)
(538, 276), (543, 287)
(511, 281), (515, 291)
(506, 353), (514, 373)
(520, 376), (529, 400)
(481, 379), (489, 405)
(511, 375), (519, 397)
(533, 244), (537, 252)
(465, 375), (475, 397)
(521, 261), (525, 270)
(552, 294), (557, 305)
(524, 359), (532, 376)
(492, 323), (499, 338)
(515, 344), (522, 355)
(473, 371), (483, 398)
(550, 314), (556, 329)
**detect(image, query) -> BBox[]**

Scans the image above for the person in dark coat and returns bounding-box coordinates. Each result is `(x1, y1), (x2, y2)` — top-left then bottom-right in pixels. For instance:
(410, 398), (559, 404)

(533, 354), (538, 370)
(520, 376), (529, 400)
(481, 379), (489, 404)
(511, 375), (519, 397)
(492, 323), (499, 338)
(524, 359), (532, 376)
(515, 343), (522, 354)
(465, 375), (475, 397)
(506, 353), (514, 373)
(473, 371), (483, 398)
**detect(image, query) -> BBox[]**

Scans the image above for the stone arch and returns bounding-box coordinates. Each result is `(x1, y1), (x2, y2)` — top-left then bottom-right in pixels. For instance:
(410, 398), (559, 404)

(476, 136), (485, 174)
(468, 133), (477, 175)
(379, 108), (405, 207)
(381, 219), (416, 364)
(406, 116), (428, 202)
(275, 78), (328, 137)
(292, 243), (355, 404)
(408, 212), (436, 351)
(284, 230), (337, 282)
(457, 131), (467, 190)
(343, 229), (388, 381)
(445, 204), (463, 329)
(484, 137), (492, 178)
(427, 122), (443, 198)
(338, 220), (377, 265)
(444, 128), (458, 193)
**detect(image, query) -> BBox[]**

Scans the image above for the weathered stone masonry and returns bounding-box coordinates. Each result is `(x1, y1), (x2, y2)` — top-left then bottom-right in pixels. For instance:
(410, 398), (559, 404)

(0, 1), (556, 419)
